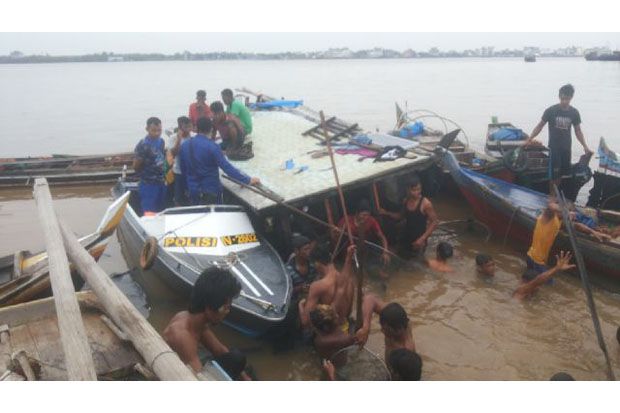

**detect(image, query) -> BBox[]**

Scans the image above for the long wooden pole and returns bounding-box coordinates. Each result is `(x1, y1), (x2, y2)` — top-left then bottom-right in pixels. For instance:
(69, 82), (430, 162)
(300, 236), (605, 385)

(58, 220), (197, 381)
(33, 178), (97, 381)
(319, 111), (364, 327)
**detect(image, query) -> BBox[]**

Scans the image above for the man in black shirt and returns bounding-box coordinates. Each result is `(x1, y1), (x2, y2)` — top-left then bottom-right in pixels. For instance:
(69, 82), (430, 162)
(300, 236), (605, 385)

(525, 84), (592, 194)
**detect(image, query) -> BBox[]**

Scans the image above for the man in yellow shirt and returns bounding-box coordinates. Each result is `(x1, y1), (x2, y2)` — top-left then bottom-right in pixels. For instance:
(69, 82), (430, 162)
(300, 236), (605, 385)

(525, 201), (562, 282)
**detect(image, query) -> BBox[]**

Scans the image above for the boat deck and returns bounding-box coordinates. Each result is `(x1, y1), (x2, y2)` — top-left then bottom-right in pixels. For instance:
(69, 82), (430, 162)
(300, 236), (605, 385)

(223, 107), (433, 212)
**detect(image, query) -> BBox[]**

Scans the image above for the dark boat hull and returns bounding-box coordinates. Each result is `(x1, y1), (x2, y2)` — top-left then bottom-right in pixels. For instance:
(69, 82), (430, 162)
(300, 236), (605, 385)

(440, 148), (620, 280)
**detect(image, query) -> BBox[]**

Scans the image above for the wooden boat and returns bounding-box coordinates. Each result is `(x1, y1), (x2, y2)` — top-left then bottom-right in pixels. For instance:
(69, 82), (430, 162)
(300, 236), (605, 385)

(0, 152), (135, 188)
(0, 291), (144, 380)
(524, 54), (536, 62)
(437, 132), (620, 280)
(585, 51), (620, 61)
(112, 180), (291, 338)
(0, 191), (130, 307)
(485, 121), (550, 191)
(587, 137), (620, 210)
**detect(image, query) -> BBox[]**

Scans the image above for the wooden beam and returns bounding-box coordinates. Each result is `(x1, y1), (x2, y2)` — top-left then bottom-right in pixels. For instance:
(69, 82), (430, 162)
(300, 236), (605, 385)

(58, 220), (198, 381)
(33, 178), (97, 381)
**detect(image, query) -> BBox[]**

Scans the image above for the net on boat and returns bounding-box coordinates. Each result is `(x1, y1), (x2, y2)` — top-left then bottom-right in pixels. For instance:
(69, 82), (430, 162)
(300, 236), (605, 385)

(331, 345), (391, 381)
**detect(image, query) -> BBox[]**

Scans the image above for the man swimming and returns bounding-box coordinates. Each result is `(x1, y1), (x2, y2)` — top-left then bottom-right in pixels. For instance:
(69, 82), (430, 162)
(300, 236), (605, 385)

(475, 254), (496, 277)
(426, 241), (455, 273)
(513, 251), (575, 300)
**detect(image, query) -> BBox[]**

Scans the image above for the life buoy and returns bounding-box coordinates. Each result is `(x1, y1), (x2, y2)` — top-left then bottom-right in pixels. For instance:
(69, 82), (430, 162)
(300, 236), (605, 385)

(140, 236), (158, 270)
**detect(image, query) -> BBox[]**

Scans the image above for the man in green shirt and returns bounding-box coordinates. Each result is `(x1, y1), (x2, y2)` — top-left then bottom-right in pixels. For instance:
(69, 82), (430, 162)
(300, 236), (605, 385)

(221, 89), (253, 135)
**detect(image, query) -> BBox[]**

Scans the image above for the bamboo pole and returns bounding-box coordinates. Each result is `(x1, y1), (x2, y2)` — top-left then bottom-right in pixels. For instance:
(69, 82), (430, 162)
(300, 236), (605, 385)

(33, 178), (97, 381)
(319, 111), (364, 327)
(58, 220), (197, 381)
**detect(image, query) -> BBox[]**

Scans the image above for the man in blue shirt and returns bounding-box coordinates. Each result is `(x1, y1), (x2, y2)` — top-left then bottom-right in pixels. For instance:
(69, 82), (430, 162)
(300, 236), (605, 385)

(179, 117), (260, 205)
(133, 117), (167, 215)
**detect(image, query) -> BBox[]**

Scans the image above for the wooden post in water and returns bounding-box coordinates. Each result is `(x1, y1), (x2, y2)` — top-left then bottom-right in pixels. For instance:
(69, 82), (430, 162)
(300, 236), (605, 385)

(58, 221), (197, 381)
(33, 178), (98, 380)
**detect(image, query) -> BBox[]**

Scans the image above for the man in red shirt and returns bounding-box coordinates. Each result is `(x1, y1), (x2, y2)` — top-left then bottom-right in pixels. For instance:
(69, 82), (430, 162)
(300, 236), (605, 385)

(189, 90), (213, 129)
(334, 199), (391, 279)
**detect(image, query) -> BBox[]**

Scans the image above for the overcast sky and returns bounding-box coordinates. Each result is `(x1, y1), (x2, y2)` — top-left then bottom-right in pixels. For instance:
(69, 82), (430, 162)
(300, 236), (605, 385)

(1, 33), (619, 55)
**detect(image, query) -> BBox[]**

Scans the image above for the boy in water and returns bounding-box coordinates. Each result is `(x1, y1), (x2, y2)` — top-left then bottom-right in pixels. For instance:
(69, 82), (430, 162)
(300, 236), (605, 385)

(513, 251), (575, 301)
(162, 267), (252, 380)
(475, 254), (496, 277)
(426, 241), (455, 273)
(310, 304), (355, 360)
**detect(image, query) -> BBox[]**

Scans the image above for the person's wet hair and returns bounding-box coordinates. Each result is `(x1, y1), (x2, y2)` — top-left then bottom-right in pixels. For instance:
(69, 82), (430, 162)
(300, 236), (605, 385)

(309, 304), (337, 334)
(196, 117), (213, 134)
(379, 302), (409, 331)
(188, 267), (241, 314)
(388, 349), (422, 380)
(210, 101), (225, 114)
(310, 244), (331, 265)
(146, 117), (161, 127)
(550, 372), (575, 381)
(559, 83), (575, 98)
(196, 90), (206, 99)
(437, 242), (453, 260)
(356, 199), (371, 214)
(476, 254), (492, 266)
(177, 116), (191, 127)
(221, 88), (234, 99)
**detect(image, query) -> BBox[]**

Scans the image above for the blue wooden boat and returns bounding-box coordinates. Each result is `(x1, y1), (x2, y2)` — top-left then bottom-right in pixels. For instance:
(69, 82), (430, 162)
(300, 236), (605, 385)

(436, 131), (620, 280)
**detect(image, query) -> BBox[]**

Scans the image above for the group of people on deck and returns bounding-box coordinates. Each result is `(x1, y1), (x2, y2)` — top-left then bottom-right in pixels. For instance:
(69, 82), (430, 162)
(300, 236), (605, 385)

(133, 89), (259, 215)
(141, 83), (615, 381)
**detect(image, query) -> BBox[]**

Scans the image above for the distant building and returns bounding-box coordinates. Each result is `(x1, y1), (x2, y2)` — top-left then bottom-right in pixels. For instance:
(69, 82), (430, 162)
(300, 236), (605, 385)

(322, 48), (354, 59)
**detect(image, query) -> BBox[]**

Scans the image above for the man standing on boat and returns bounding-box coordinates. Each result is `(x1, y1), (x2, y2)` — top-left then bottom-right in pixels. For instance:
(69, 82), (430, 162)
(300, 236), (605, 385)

(525, 84), (593, 194)
(189, 90), (213, 129)
(133, 117), (167, 215)
(167, 116), (193, 206)
(178, 117), (260, 205)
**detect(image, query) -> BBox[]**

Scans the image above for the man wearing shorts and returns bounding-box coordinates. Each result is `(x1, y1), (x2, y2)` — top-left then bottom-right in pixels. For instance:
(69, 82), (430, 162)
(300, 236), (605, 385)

(525, 83), (593, 195)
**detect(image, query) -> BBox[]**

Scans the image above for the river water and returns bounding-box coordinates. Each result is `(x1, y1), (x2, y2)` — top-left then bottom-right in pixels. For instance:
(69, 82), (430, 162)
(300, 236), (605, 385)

(1, 58), (620, 380)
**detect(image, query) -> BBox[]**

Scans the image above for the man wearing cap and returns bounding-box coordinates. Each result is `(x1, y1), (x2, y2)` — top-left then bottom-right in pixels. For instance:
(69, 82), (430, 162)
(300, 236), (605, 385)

(189, 90), (213, 129)
(286, 235), (318, 300)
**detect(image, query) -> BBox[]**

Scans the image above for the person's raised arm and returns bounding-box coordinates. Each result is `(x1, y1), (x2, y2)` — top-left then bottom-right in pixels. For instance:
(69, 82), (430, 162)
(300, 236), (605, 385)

(513, 251), (575, 299)
(354, 294), (385, 346)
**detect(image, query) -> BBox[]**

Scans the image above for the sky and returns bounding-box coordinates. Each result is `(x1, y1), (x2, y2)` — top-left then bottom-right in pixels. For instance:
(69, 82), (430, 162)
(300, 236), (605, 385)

(1, 33), (620, 56)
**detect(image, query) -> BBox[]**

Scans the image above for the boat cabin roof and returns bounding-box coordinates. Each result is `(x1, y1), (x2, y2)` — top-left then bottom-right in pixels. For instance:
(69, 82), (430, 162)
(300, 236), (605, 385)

(222, 98), (433, 212)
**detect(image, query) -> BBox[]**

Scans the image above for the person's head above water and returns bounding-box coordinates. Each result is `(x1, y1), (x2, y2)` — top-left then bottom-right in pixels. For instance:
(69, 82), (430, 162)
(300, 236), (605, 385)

(476, 253), (496, 277)
(309, 304), (338, 334)
(196, 117), (212, 135)
(436, 242), (453, 261)
(379, 302), (409, 337)
(189, 267), (241, 324)
(388, 349), (422, 381)
(145, 117), (162, 138)
(221, 88), (234, 106)
(559, 83), (575, 109)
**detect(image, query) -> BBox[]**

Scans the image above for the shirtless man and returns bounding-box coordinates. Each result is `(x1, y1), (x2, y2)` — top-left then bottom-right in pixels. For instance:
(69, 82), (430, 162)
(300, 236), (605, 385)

(162, 267), (252, 380)
(355, 294), (415, 359)
(513, 251), (575, 301)
(299, 244), (356, 334)
(426, 241), (455, 273)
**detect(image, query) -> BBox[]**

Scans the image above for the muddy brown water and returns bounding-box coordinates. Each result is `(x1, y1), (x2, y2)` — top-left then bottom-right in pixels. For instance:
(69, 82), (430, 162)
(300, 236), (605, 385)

(1, 184), (619, 380)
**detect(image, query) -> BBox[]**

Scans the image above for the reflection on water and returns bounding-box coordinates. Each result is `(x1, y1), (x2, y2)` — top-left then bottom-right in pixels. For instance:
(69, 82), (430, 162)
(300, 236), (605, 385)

(1, 186), (619, 380)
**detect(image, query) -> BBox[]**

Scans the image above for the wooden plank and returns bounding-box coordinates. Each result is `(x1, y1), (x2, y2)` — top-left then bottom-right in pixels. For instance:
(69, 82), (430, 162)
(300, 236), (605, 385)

(33, 178), (97, 380)
(58, 220), (198, 381)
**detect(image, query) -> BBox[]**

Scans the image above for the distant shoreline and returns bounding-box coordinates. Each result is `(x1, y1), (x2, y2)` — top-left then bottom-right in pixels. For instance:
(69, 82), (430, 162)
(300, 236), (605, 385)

(0, 55), (586, 65)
